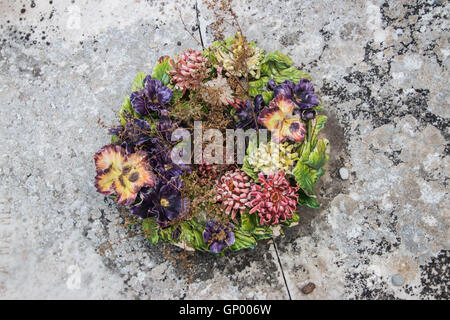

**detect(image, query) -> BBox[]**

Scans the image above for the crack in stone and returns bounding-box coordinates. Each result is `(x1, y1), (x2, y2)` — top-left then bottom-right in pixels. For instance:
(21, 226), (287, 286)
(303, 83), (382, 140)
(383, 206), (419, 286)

(272, 238), (292, 300)
(195, 1), (205, 49)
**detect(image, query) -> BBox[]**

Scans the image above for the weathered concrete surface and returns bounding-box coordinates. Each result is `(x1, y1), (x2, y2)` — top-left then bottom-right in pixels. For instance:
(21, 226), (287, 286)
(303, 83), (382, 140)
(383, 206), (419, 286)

(0, 0), (448, 299)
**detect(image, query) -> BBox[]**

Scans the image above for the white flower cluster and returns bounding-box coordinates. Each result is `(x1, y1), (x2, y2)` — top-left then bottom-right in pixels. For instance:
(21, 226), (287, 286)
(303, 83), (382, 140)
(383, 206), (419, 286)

(247, 142), (299, 175)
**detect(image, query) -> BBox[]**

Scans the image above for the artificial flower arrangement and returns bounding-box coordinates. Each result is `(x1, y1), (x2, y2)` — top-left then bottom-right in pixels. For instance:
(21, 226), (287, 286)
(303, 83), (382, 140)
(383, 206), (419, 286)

(94, 32), (329, 255)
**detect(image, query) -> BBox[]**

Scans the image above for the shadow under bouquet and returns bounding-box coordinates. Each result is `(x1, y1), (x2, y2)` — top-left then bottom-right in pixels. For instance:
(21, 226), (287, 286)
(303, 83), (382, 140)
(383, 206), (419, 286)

(93, 32), (329, 255)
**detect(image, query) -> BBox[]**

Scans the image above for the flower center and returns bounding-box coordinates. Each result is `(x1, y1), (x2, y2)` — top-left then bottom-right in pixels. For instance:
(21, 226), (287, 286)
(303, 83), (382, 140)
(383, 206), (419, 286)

(270, 192), (280, 203)
(212, 229), (227, 242)
(128, 172), (140, 182)
(227, 181), (235, 191)
(160, 198), (170, 207)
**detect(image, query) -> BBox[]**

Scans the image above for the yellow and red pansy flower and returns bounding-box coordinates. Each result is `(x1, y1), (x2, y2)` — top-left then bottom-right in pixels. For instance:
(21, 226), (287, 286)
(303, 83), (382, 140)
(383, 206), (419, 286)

(94, 145), (156, 206)
(257, 94), (307, 143)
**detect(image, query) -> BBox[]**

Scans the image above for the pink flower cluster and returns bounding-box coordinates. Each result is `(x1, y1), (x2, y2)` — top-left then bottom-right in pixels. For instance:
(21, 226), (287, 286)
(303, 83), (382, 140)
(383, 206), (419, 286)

(215, 169), (299, 226)
(247, 170), (299, 225)
(169, 49), (208, 91)
(214, 169), (251, 221)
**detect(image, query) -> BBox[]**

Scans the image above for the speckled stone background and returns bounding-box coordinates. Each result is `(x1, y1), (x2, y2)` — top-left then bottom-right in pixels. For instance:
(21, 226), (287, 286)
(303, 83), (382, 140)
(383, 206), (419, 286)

(0, 0), (448, 299)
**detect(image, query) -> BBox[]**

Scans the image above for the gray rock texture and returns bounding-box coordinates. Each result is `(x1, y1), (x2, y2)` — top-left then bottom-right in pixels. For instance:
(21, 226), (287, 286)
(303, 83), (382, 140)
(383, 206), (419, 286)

(0, 0), (448, 299)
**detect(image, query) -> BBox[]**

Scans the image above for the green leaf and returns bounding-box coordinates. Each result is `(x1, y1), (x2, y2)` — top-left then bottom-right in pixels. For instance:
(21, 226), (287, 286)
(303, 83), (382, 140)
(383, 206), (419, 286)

(299, 139), (312, 163)
(180, 221), (207, 251)
(224, 36), (235, 49)
(242, 139), (259, 180)
(305, 139), (329, 170)
(247, 137), (258, 155)
(131, 72), (146, 92)
(297, 190), (320, 209)
(315, 114), (327, 131)
(240, 211), (258, 233)
(272, 67), (312, 84)
(158, 225), (179, 242)
(261, 51), (293, 75)
(181, 222), (195, 246)
(310, 115), (327, 149)
(260, 63), (271, 78)
(249, 86), (259, 97)
(281, 212), (301, 226)
(142, 218), (159, 244)
(261, 91), (274, 104)
(152, 58), (172, 86)
(252, 226), (273, 240)
(293, 162), (319, 196)
(242, 157), (258, 180)
(313, 104), (324, 112)
(110, 134), (119, 144)
(230, 230), (257, 251)
(248, 77), (269, 97)
(119, 95), (139, 126)
(193, 228), (207, 251)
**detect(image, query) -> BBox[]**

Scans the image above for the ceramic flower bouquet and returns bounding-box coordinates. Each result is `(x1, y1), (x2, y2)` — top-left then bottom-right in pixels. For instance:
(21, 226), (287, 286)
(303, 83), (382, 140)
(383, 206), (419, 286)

(94, 32), (329, 255)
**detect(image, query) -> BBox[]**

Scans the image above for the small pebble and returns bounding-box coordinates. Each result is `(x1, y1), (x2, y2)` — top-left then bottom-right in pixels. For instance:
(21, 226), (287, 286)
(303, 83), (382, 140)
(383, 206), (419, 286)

(339, 167), (349, 180)
(391, 274), (404, 286)
(301, 282), (316, 294)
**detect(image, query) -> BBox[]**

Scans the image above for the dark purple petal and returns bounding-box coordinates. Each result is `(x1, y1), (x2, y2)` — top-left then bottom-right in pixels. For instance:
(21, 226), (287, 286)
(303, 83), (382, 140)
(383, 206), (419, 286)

(292, 79), (319, 110)
(294, 78), (315, 93)
(144, 77), (163, 97)
(130, 188), (155, 219)
(225, 229), (235, 246)
(127, 119), (152, 145)
(235, 95), (265, 129)
(273, 85), (292, 99)
(157, 86), (173, 105)
(131, 77), (173, 116)
(108, 125), (123, 136)
(159, 108), (169, 117)
(253, 94), (264, 113)
(130, 203), (151, 219)
(119, 119), (153, 153)
(267, 79), (277, 91)
(272, 80), (295, 99)
(120, 141), (134, 154)
(289, 121), (300, 133)
(203, 230), (211, 243)
(130, 90), (151, 116)
(301, 109), (317, 121)
(209, 242), (224, 254)
(306, 93), (319, 106)
(157, 117), (177, 142)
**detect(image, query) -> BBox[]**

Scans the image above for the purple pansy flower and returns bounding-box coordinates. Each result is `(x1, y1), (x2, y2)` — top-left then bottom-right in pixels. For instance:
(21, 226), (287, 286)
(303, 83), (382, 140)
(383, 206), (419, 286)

(291, 79), (319, 110)
(130, 76), (173, 116)
(270, 78), (319, 120)
(203, 221), (235, 253)
(131, 177), (188, 227)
